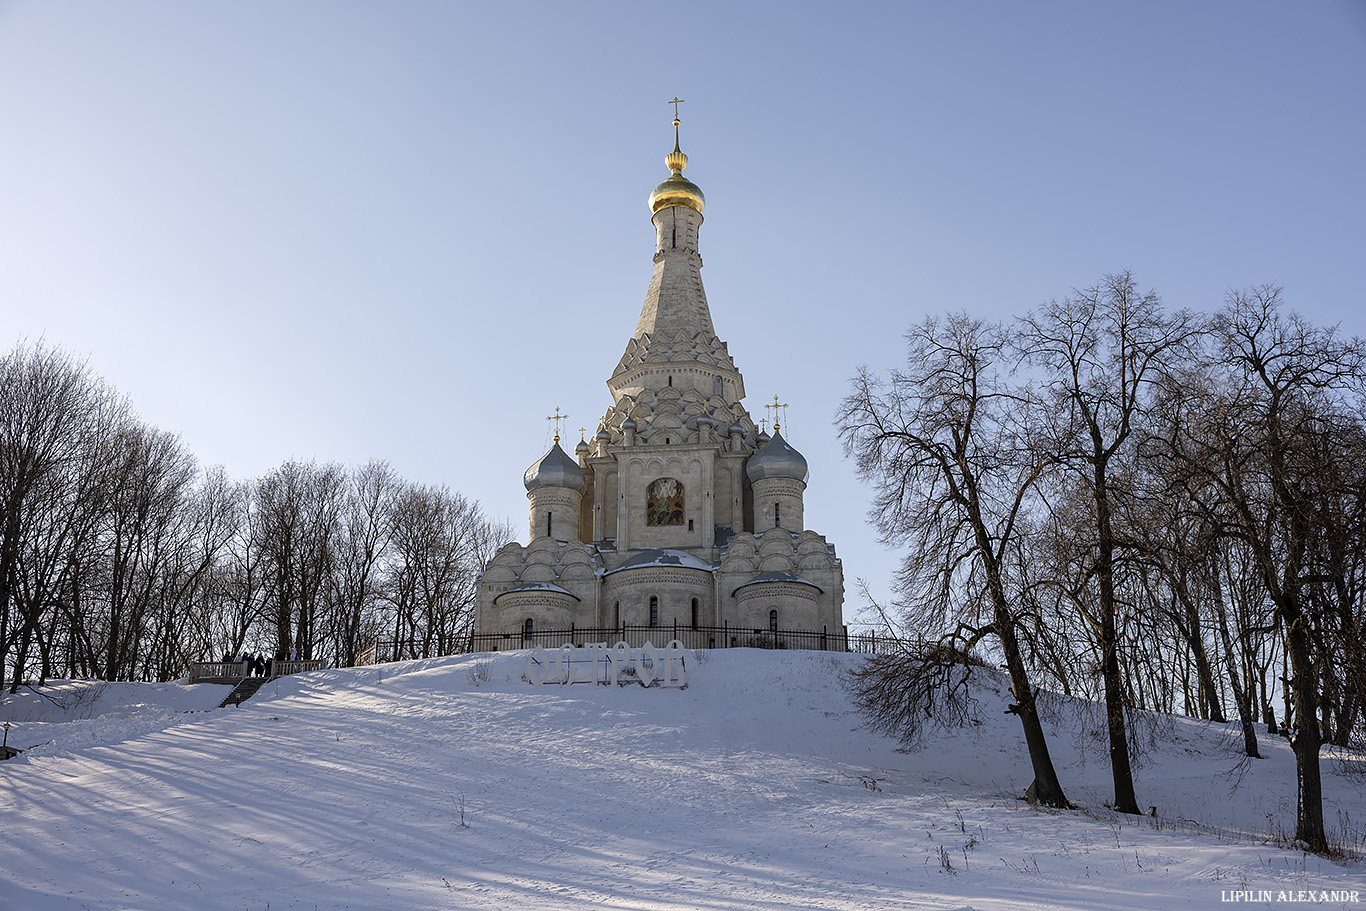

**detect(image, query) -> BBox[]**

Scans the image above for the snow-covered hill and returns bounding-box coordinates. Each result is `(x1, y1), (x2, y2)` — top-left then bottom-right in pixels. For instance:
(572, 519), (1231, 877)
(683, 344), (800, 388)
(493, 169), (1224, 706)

(1, 649), (1362, 910)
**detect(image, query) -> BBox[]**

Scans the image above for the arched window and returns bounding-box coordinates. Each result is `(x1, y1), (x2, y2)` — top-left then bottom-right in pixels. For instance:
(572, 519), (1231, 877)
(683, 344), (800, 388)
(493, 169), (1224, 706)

(691, 598), (699, 629)
(774, 503), (781, 527)
(649, 596), (659, 628)
(769, 609), (778, 631)
(613, 601), (620, 627)
(547, 512), (553, 537)
(646, 478), (685, 526)
(523, 617), (534, 638)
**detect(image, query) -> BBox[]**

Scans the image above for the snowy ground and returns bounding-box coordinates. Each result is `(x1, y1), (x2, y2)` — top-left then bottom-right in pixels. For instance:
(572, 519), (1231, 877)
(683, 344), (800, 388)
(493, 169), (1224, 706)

(1, 649), (1362, 910)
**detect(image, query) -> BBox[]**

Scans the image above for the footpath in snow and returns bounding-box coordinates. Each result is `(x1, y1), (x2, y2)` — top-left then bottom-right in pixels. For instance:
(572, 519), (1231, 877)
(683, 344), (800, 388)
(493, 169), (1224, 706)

(1, 648), (1362, 910)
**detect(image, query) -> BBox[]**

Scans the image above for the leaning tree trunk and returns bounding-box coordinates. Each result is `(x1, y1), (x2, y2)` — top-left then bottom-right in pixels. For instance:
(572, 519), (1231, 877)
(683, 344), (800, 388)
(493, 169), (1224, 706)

(994, 606), (1070, 808)
(1210, 558), (1260, 758)
(1175, 587), (1225, 722)
(978, 535), (1069, 808)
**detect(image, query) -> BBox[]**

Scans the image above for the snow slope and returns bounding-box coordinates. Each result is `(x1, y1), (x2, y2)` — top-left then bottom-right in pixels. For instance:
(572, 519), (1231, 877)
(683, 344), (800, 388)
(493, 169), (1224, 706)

(1, 650), (1362, 910)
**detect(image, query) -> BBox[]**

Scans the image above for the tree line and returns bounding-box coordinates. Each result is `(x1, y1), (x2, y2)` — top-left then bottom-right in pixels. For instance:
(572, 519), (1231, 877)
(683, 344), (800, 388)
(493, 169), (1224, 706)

(839, 275), (1365, 855)
(0, 342), (511, 692)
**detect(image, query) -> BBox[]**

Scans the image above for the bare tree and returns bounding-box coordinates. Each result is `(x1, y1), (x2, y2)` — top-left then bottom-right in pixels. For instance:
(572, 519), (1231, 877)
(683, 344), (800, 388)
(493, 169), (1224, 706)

(326, 460), (398, 666)
(91, 422), (197, 680)
(1145, 363), (1263, 756)
(1020, 272), (1198, 816)
(840, 313), (1070, 808)
(254, 461), (344, 662)
(1169, 286), (1365, 853)
(384, 484), (500, 659)
(0, 343), (120, 690)
(1, 341), (512, 681)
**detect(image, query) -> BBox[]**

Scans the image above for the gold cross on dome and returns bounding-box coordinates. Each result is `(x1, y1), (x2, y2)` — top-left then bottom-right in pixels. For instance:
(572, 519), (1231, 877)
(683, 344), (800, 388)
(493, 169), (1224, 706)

(765, 395), (789, 434)
(578, 427), (587, 440)
(546, 406), (568, 443)
(669, 96), (685, 121)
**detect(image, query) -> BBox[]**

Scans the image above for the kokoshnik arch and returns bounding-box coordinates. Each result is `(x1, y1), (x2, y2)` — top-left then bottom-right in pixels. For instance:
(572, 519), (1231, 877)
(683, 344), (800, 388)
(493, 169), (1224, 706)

(474, 109), (845, 645)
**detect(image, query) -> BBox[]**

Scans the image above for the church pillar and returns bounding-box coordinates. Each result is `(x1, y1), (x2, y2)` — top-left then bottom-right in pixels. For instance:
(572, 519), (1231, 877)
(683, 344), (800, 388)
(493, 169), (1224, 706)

(617, 459), (633, 551)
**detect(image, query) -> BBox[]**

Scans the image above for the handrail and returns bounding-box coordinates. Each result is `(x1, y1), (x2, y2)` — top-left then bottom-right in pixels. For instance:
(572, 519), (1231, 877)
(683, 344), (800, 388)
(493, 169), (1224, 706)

(189, 659), (326, 683)
(189, 661), (248, 683)
(271, 660), (325, 676)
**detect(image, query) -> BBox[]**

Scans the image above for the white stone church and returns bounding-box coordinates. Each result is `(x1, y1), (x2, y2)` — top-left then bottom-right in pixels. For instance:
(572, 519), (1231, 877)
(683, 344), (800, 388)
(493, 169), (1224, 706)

(473, 117), (845, 648)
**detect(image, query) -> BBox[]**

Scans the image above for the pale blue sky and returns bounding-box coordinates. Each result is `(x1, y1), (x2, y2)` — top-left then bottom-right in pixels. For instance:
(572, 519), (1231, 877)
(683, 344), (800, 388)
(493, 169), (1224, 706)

(2, 2), (1363, 618)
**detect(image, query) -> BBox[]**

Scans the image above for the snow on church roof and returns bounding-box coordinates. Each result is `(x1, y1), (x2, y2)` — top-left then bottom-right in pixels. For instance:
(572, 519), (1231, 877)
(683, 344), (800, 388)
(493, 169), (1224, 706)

(493, 582), (582, 602)
(732, 571), (823, 595)
(600, 548), (716, 576)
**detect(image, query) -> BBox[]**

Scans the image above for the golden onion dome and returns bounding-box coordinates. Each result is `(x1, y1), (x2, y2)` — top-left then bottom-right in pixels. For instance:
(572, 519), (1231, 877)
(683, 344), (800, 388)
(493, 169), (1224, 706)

(649, 173), (705, 214)
(649, 119), (705, 214)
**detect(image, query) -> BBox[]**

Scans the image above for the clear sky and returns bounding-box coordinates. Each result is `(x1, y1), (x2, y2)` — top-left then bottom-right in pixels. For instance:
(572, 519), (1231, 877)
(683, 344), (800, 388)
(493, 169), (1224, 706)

(2, 1), (1363, 619)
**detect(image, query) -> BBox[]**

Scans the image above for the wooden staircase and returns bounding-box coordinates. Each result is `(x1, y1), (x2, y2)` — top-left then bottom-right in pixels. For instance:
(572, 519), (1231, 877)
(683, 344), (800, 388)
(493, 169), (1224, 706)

(218, 677), (268, 708)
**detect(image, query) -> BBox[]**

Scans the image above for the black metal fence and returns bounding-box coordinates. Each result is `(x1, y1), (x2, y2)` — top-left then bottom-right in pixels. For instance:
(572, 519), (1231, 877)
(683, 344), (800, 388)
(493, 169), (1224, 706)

(349, 624), (898, 666)
(467, 623), (897, 655)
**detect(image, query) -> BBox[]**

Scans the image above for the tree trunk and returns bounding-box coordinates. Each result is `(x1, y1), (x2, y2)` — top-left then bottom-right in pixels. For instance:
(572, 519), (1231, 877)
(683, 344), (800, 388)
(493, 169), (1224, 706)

(1210, 558), (1260, 758)
(1095, 478), (1140, 815)
(995, 607), (1069, 807)
(1181, 595), (1225, 722)
(1283, 603), (1327, 853)
(977, 527), (1070, 808)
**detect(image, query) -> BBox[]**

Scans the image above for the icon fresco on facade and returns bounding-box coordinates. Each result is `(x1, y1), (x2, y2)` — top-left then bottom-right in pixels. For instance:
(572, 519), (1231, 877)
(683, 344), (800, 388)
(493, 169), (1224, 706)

(646, 477), (684, 526)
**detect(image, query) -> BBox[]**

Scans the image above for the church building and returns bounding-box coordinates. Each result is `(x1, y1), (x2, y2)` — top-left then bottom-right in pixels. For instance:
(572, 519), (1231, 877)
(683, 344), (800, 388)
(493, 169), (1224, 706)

(473, 114), (845, 648)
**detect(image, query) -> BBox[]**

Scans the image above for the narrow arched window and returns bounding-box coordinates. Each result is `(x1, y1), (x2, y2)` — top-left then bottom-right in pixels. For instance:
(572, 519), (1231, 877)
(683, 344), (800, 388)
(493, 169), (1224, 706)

(691, 598), (699, 629)
(774, 503), (781, 527)
(769, 609), (778, 631)
(547, 512), (552, 537)
(649, 596), (659, 628)
(524, 617), (534, 638)
(614, 601), (620, 627)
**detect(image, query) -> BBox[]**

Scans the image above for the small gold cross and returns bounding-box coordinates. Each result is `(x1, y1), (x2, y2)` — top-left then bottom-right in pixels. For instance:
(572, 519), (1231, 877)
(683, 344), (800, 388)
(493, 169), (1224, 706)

(546, 406), (568, 443)
(765, 395), (789, 434)
(669, 96), (685, 120)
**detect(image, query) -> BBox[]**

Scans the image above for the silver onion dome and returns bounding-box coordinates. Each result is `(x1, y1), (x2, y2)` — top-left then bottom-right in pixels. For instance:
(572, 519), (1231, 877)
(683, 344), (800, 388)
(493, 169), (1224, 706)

(745, 430), (809, 483)
(524, 442), (585, 491)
